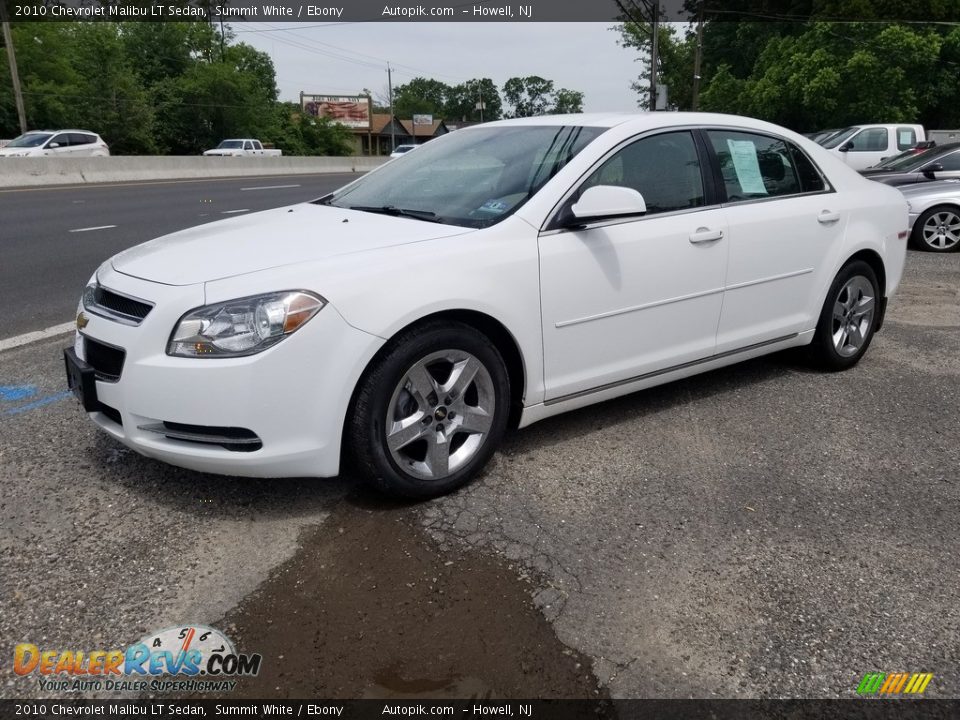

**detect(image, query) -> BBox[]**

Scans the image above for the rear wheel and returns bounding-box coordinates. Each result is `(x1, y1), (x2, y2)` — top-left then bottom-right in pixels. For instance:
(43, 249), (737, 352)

(912, 205), (960, 252)
(809, 261), (880, 371)
(347, 321), (510, 498)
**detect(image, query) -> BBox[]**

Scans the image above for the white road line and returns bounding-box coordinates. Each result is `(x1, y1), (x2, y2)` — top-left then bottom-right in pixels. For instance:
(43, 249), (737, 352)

(69, 225), (117, 233)
(240, 184), (301, 191)
(221, 208), (250, 214)
(0, 321), (75, 352)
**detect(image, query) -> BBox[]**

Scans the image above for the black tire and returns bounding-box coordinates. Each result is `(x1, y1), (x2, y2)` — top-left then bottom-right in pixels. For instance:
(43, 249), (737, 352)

(346, 320), (510, 498)
(808, 260), (880, 371)
(910, 205), (960, 252)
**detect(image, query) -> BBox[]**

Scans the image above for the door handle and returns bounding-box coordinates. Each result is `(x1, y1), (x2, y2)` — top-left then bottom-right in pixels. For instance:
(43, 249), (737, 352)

(818, 210), (841, 224)
(689, 227), (723, 244)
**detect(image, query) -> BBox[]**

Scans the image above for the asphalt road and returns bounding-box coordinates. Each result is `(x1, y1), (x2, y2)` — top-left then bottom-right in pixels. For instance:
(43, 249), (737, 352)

(1, 242), (958, 701)
(0, 173), (361, 338)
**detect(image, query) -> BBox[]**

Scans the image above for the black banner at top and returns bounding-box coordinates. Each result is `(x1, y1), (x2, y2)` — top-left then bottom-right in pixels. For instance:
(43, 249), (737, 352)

(3, 0), (959, 23)
(1, 699), (960, 720)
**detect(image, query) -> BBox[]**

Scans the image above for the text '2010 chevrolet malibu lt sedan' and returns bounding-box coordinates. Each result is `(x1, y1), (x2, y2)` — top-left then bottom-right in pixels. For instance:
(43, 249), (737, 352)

(64, 113), (909, 497)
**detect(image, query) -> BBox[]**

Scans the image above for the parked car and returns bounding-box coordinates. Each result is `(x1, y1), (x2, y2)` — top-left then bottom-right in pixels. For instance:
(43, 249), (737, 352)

(65, 113), (908, 498)
(820, 124), (925, 171)
(860, 142), (960, 186)
(807, 128), (841, 144)
(390, 144), (418, 158)
(899, 179), (960, 252)
(867, 141), (938, 170)
(202, 139), (282, 157)
(0, 130), (109, 157)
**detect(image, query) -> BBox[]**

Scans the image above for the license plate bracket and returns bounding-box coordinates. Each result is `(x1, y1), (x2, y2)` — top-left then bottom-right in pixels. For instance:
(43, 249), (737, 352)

(63, 346), (99, 412)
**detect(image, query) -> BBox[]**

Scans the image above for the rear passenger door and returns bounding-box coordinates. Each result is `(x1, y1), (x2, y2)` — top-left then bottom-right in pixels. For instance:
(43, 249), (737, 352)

(705, 129), (842, 353)
(69, 133), (96, 156)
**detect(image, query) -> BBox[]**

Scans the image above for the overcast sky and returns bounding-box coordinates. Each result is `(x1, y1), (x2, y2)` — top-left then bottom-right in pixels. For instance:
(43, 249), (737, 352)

(234, 23), (646, 113)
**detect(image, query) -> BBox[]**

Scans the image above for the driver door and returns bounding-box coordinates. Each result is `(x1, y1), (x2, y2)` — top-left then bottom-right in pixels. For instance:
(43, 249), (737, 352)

(538, 130), (729, 402)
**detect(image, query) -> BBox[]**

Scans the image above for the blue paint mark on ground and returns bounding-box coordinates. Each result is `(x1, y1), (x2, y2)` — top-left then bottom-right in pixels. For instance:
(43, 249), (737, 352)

(0, 385), (38, 402)
(2, 390), (72, 416)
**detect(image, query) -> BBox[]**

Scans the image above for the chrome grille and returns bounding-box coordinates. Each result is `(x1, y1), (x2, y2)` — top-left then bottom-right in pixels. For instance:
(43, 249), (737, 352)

(83, 284), (153, 325)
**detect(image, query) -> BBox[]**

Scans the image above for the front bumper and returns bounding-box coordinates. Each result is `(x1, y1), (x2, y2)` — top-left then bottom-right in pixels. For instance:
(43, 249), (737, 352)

(69, 265), (383, 478)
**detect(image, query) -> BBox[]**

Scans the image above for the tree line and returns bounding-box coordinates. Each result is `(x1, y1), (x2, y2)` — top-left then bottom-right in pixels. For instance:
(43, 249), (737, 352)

(0, 22), (586, 154)
(0, 22), (354, 155)
(378, 75), (584, 122)
(618, 0), (960, 131)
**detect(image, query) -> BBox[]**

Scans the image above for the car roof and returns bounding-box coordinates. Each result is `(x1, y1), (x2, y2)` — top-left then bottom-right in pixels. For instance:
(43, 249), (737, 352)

(476, 112), (814, 137)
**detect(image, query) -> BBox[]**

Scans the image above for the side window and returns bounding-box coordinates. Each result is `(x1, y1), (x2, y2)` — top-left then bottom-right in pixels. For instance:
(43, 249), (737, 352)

(787, 143), (827, 193)
(706, 130), (802, 201)
(579, 130), (705, 215)
(253, 141), (263, 150)
(243, 141), (253, 151)
(70, 133), (94, 146)
(934, 150), (960, 171)
(48, 134), (69, 148)
(848, 128), (888, 152)
(896, 127), (917, 151)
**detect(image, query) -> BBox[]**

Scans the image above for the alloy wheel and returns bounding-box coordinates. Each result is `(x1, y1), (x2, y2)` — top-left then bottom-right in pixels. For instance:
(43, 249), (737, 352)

(921, 210), (960, 251)
(831, 275), (876, 357)
(385, 349), (495, 481)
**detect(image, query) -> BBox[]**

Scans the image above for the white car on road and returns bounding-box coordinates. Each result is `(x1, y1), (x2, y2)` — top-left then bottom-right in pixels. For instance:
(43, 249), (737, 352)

(66, 113), (909, 497)
(0, 130), (109, 157)
(202, 139), (282, 157)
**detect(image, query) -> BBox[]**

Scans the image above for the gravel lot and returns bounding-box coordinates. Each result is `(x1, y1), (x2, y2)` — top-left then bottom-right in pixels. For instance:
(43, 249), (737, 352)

(1, 248), (957, 700)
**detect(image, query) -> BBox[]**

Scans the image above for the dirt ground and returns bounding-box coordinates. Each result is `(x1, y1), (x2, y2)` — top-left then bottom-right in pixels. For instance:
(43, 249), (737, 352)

(219, 494), (607, 700)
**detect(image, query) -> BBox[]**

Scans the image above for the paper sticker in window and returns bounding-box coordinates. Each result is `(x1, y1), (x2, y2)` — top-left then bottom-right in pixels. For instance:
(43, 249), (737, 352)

(726, 139), (767, 195)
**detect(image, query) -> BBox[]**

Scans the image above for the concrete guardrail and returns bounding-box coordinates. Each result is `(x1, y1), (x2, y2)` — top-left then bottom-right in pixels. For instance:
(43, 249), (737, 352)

(0, 155), (388, 189)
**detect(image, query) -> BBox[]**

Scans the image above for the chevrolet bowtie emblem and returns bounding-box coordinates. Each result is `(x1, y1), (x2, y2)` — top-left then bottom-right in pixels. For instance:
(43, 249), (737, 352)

(76, 312), (89, 330)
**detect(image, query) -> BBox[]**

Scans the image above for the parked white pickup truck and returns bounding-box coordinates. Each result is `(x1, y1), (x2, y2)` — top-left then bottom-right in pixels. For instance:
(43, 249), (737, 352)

(819, 124), (925, 170)
(203, 139), (282, 157)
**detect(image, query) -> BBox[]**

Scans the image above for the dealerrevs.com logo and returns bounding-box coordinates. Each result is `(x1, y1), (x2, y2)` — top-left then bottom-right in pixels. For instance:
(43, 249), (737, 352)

(13, 625), (262, 693)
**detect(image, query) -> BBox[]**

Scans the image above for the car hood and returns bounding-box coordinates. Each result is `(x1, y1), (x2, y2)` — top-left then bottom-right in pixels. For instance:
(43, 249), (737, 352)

(110, 203), (474, 286)
(0, 147), (39, 156)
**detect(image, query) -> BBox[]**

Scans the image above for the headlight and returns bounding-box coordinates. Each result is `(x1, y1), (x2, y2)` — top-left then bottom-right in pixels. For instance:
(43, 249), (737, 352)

(167, 291), (325, 358)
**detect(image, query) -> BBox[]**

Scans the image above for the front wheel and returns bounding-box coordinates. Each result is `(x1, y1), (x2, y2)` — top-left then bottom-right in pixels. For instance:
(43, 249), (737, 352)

(346, 321), (510, 498)
(808, 260), (880, 371)
(911, 205), (960, 252)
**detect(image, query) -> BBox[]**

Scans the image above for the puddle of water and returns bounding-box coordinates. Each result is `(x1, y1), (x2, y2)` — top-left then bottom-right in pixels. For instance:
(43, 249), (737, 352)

(363, 668), (495, 699)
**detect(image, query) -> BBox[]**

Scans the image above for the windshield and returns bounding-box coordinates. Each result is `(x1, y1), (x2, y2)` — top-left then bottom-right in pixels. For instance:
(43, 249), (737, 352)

(873, 146), (946, 171)
(821, 127), (858, 149)
(217, 140), (244, 149)
(323, 125), (606, 228)
(7, 133), (52, 148)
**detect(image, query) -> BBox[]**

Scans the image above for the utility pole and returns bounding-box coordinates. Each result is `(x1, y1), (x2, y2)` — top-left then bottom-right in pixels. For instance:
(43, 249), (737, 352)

(476, 80), (484, 122)
(691, 1), (705, 111)
(0, 3), (27, 134)
(649, 0), (659, 111)
(387, 62), (395, 152)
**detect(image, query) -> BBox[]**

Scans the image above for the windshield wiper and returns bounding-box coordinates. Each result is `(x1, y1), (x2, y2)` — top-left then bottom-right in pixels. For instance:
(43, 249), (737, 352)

(349, 205), (444, 223)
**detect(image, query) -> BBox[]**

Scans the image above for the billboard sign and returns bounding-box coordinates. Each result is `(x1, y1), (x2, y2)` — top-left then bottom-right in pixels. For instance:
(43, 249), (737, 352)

(412, 114), (434, 126)
(301, 95), (371, 129)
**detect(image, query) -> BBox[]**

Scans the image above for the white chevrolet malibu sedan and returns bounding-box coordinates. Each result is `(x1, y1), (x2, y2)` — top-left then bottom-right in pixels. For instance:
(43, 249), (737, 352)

(65, 113), (909, 497)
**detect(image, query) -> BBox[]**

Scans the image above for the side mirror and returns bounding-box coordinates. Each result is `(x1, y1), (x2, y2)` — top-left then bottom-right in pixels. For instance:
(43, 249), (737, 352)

(838, 142), (853, 152)
(568, 185), (647, 225)
(48, 142), (60, 148)
(922, 163), (943, 178)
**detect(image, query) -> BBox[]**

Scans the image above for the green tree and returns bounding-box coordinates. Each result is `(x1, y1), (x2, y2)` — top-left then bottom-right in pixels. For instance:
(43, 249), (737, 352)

(393, 77), (450, 118)
(503, 76), (555, 117)
(444, 78), (502, 121)
(551, 88), (584, 114)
